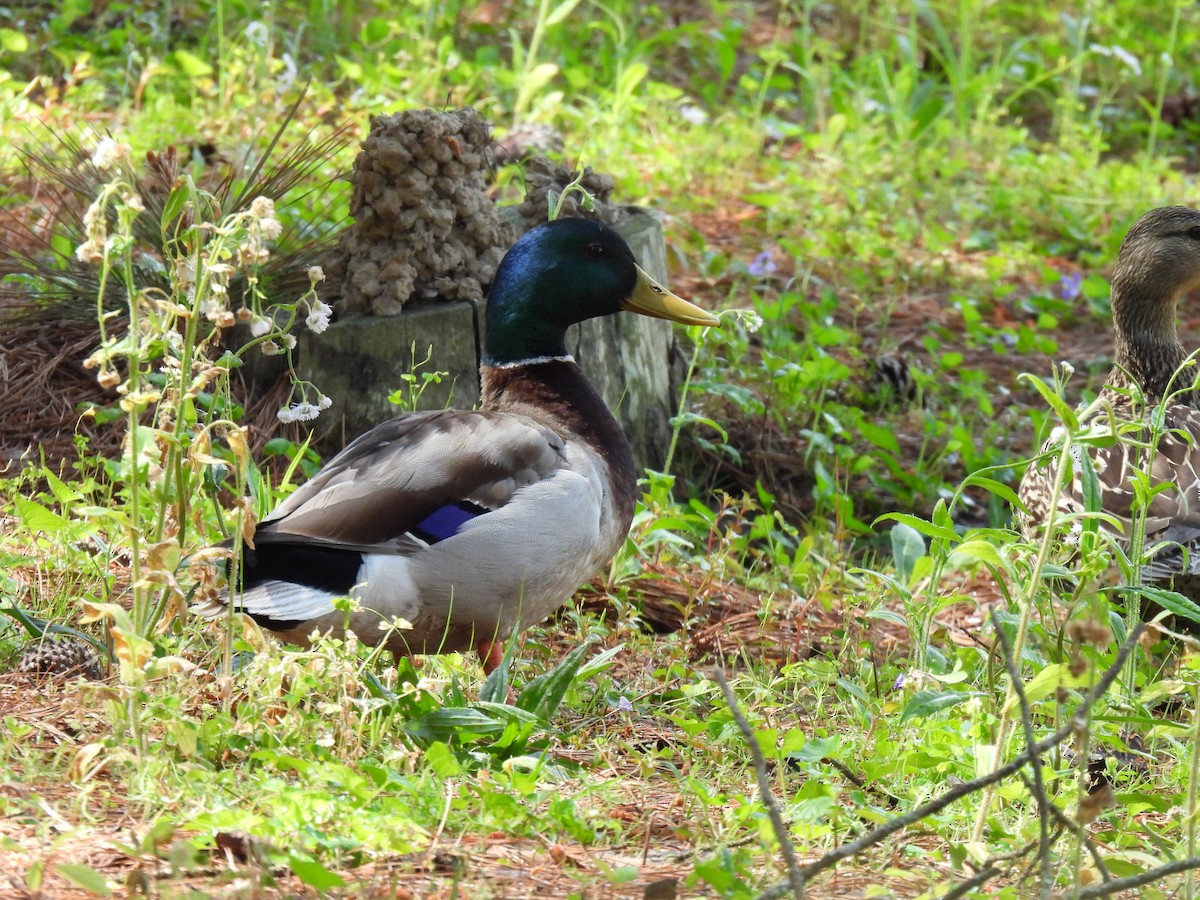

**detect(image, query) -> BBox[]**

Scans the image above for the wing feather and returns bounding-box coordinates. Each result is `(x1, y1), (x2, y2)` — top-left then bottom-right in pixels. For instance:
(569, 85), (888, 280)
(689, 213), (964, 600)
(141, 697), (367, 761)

(256, 409), (567, 549)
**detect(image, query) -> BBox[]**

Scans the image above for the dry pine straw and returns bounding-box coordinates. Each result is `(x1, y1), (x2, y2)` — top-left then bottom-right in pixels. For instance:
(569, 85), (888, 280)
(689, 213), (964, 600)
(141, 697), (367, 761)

(0, 557), (1014, 898)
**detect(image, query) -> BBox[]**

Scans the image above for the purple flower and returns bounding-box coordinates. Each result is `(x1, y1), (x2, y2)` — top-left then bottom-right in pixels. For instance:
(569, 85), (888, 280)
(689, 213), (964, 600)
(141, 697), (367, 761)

(748, 250), (777, 277)
(613, 696), (634, 712)
(892, 673), (906, 691)
(1059, 271), (1083, 301)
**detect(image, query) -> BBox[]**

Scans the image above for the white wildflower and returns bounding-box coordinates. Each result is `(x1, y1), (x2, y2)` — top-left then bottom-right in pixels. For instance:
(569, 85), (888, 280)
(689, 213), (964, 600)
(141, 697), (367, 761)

(82, 200), (102, 227)
(259, 217), (283, 240)
(307, 265), (325, 284)
(680, 104), (707, 126)
(1110, 45), (1141, 75)
(250, 315), (272, 337)
(280, 334), (297, 350)
(261, 340), (282, 356)
(125, 194), (145, 213)
(75, 239), (103, 263)
(91, 137), (130, 169)
(276, 405), (296, 424)
(284, 402), (321, 422)
(317, 393), (332, 410)
(250, 196), (275, 219)
(306, 299), (333, 334)
(1060, 360), (1075, 377)
(244, 21), (269, 46)
(279, 52), (298, 92)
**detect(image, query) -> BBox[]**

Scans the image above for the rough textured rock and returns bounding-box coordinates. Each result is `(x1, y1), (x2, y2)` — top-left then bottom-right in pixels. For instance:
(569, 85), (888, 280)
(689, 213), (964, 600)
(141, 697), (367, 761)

(515, 156), (628, 229)
(326, 107), (516, 316)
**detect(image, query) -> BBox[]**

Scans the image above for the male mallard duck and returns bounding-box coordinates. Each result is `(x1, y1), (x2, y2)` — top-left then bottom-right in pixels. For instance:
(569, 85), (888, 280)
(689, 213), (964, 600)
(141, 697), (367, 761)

(1018, 206), (1200, 604)
(196, 218), (719, 671)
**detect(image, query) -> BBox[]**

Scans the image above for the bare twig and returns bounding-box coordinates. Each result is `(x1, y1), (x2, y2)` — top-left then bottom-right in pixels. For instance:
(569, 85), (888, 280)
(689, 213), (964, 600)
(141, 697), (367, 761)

(1015, 771), (1111, 882)
(1076, 855), (1200, 897)
(942, 865), (1001, 900)
(755, 624), (1143, 900)
(714, 670), (805, 899)
(992, 611), (1053, 898)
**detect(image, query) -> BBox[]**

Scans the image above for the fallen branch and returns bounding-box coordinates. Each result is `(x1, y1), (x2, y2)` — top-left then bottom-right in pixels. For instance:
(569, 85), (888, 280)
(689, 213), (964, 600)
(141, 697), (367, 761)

(714, 669), (805, 899)
(754, 623), (1143, 900)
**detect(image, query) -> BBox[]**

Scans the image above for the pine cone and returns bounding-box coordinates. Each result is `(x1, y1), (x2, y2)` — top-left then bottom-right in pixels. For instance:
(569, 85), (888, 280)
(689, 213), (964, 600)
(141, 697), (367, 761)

(16, 638), (103, 681)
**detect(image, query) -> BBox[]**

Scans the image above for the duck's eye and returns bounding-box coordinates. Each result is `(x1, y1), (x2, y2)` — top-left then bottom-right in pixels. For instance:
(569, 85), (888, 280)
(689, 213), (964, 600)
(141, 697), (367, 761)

(1189, 225), (1200, 241)
(586, 243), (605, 258)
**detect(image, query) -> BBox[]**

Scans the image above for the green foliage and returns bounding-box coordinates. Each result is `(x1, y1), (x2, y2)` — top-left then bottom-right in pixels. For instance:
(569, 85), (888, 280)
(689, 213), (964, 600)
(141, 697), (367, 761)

(6, 0), (1200, 895)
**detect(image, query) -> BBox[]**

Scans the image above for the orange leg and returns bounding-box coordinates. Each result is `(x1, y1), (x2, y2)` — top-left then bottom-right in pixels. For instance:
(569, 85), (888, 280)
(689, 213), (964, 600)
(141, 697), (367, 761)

(477, 639), (504, 675)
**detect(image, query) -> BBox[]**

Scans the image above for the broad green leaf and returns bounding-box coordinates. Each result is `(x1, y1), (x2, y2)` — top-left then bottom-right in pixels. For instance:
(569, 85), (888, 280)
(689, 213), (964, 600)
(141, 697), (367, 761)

(169, 49), (212, 77)
(1124, 586), (1200, 626)
(1018, 373), (1078, 430)
(0, 28), (28, 52)
(479, 640), (515, 704)
(544, 0), (584, 25)
(161, 184), (191, 231)
(577, 642), (624, 679)
(515, 640), (592, 719)
(962, 474), (1021, 509)
(54, 864), (111, 896)
(874, 512), (958, 544)
(950, 540), (1003, 567)
(859, 421), (900, 454)
(423, 741), (462, 778)
(890, 522), (926, 582)
(13, 496), (71, 533)
(287, 856), (346, 890)
(406, 708), (505, 740)
(900, 690), (978, 723)
(865, 608), (908, 628)
(1005, 663), (1091, 714)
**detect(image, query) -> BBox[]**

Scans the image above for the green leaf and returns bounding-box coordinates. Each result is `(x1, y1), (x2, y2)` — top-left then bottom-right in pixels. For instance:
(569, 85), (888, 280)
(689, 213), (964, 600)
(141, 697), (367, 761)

(515, 640), (592, 719)
(890, 522), (926, 582)
(287, 856), (346, 890)
(875, 512), (958, 544)
(54, 864), (111, 896)
(1123, 586), (1200, 626)
(859, 421), (900, 454)
(0, 28), (28, 52)
(480, 639), (522, 705)
(1005, 663), (1091, 713)
(950, 540), (1004, 567)
(13, 496), (71, 533)
(576, 642), (624, 679)
(169, 49), (213, 78)
(406, 708), (505, 741)
(962, 474), (1021, 509)
(161, 184), (191, 231)
(1018, 372), (1078, 431)
(545, 0), (584, 25)
(900, 690), (978, 723)
(423, 741), (462, 778)
(865, 607), (908, 628)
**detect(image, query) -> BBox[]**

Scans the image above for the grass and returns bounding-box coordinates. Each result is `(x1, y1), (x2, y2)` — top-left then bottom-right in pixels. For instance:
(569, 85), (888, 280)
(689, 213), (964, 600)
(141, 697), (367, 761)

(4, 0), (1200, 896)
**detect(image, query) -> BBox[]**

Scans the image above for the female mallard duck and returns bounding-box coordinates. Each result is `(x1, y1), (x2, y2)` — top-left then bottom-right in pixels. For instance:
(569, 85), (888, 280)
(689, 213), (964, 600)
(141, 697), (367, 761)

(197, 218), (719, 671)
(1019, 206), (1200, 606)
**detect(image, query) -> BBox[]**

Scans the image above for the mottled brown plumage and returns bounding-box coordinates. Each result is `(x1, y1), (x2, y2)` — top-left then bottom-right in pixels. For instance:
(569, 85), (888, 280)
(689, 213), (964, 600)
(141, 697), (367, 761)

(195, 219), (719, 672)
(1019, 206), (1200, 606)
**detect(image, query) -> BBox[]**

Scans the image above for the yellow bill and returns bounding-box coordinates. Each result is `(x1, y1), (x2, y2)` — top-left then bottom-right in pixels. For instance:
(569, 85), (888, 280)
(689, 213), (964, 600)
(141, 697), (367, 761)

(623, 264), (720, 327)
